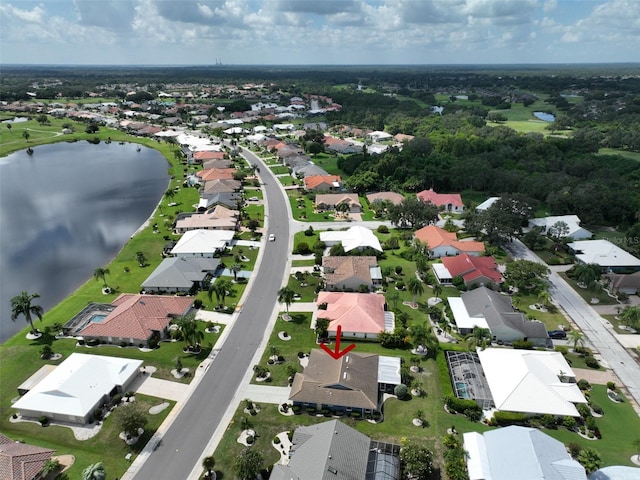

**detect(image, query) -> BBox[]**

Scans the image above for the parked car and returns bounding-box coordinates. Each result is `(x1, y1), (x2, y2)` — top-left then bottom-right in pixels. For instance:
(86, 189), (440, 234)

(268, 234), (276, 242)
(547, 330), (567, 339)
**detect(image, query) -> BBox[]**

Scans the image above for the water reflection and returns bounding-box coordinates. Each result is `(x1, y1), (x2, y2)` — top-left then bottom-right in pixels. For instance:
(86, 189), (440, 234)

(0, 141), (169, 341)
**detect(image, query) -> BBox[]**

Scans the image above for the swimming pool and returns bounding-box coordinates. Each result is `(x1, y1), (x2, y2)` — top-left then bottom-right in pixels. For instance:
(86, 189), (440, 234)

(455, 382), (470, 399)
(89, 314), (108, 323)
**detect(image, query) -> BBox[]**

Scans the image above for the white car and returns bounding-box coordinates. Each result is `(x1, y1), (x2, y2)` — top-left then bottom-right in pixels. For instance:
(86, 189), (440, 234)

(268, 234), (276, 242)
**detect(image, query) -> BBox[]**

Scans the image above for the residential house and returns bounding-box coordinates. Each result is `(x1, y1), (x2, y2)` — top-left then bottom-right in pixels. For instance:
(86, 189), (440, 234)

(417, 188), (464, 212)
(270, 420), (400, 480)
(289, 350), (401, 416)
(434, 254), (503, 288)
(193, 150), (226, 163)
(414, 225), (485, 258)
(175, 205), (239, 233)
(528, 215), (593, 240)
(568, 239), (640, 273)
(366, 131), (393, 143)
(322, 256), (382, 292)
(393, 133), (415, 143)
(196, 167), (236, 183)
(196, 191), (242, 212)
(67, 294), (193, 347)
(476, 196), (500, 211)
(448, 286), (550, 347)
(141, 256), (220, 293)
(366, 191), (405, 206)
(320, 226), (383, 253)
(201, 158), (232, 170)
(170, 229), (235, 257)
(476, 348), (588, 417)
(303, 175), (342, 192)
(316, 292), (394, 339)
(201, 178), (242, 196)
(0, 433), (55, 480)
(12, 353), (143, 424)
(315, 193), (361, 213)
(463, 426), (587, 480)
(604, 271), (640, 295)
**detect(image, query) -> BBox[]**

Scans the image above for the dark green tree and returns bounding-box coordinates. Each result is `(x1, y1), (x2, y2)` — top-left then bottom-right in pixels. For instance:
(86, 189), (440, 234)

(10, 291), (44, 335)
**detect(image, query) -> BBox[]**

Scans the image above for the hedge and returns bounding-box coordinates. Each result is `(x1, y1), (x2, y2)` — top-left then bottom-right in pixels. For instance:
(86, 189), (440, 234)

(492, 411), (529, 426)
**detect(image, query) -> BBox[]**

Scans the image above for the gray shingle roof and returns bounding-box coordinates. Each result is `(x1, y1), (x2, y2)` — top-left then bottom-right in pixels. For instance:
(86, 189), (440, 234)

(141, 257), (220, 289)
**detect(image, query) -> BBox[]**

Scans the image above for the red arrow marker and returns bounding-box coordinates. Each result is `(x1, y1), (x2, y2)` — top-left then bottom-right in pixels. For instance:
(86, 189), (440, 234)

(320, 325), (356, 360)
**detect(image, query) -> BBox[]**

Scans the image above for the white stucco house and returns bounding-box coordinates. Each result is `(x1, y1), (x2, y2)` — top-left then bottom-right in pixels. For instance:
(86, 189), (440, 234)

(170, 229), (235, 258)
(528, 215), (592, 240)
(13, 353), (142, 424)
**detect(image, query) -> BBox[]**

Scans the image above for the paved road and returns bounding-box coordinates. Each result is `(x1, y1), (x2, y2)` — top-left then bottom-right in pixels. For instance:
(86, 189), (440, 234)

(504, 239), (640, 413)
(131, 148), (291, 479)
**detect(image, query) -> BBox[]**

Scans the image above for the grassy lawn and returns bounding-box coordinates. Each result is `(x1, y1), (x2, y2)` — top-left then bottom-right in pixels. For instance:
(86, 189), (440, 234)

(601, 314), (639, 336)
(268, 165), (290, 175)
(511, 293), (567, 331)
(291, 259), (316, 267)
(543, 385), (640, 467)
(3, 393), (174, 480)
(288, 192), (333, 222)
(598, 148), (640, 162)
(308, 153), (347, 177)
(559, 273), (619, 306)
(277, 175), (299, 187)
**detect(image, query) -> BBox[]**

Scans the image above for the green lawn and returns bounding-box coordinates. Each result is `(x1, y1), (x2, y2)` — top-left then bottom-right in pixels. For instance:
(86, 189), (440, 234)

(277, 175), (299, 187)
(511, 293), (568, 331)
(268, 165), (290, 175)
(307, 153), (347, 177)
(559, 273), (619, 306)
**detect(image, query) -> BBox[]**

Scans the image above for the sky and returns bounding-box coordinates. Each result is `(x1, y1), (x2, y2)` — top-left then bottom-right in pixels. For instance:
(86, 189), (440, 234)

(1, 0), (639, 65)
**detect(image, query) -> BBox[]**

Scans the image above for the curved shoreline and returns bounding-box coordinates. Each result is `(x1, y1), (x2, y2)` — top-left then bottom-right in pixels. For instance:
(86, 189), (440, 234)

(1, 134), (175, 344)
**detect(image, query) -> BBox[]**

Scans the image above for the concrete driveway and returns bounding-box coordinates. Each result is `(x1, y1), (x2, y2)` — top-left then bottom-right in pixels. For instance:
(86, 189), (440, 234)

(129, 373), (188, 402)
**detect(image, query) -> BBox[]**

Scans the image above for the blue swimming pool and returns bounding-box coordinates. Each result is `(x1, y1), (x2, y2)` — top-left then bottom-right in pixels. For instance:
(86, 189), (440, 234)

(90, 314), (108, 323)
(455, 382), (470, 399)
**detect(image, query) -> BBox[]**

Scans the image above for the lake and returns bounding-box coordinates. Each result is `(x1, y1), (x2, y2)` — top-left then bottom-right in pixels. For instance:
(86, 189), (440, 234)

(533, 111), (555, 122)
(0, 141), (169, 342)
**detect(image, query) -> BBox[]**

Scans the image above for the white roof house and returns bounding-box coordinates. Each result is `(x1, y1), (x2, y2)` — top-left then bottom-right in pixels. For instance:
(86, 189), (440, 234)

(170, 229), (234, 257)
(463, 426), (587, 480)
(528, 215), (592, 240)
(476, 197), (501, 211)
(319, 226), (382, 253)
(477, 348), (587, 417)
(13, 353), (142, 424)
(568, 239), (640, 271)
(447, 297), (490, 331)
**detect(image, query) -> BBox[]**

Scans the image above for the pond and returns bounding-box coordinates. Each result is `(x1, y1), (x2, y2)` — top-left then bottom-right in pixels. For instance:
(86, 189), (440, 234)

(533, 111), (555, 122)
(0, 141), (169, 342)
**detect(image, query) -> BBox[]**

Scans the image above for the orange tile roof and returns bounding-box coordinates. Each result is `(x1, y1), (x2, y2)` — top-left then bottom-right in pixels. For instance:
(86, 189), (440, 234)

(194, 150), (225, 161)
(78, 294), (192, 342)
(441, 254), (502, 283)
(316, 292), (386, 334)
(196, 168), (236, 181)
(414, 225), (485, 253)
(303, 175), (341, 190)
(417, 188), (463, 208)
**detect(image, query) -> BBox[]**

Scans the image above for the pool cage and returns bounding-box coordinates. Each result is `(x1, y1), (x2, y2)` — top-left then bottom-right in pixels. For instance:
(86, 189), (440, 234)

(63, 302), (114, 336)
(366, 440), (401, 480)
(445, 350), (494, 410)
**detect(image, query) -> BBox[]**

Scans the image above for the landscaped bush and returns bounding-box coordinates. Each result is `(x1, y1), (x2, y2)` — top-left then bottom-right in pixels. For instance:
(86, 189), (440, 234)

(585, 355), (600, 368)
(568, 442), (582, 458)
(512, 339), (534, 350)
(591, 403), (603, 415)
(273, 436), (280, 444)
(540, 414), (557, 429)
(606, 381), (616, 391)
(350, 411), (361, 419)
(492, 411), (529, 426)
(38, 416), (49, 426)
(578, 379), (591, 390)
(112, 393), (123, 405)
(377, 225), (389, 234)
(555, 345), (568, 355)
(563, 415), (577, 430)
(194, 299), (203, 309)
(394, 384), (408, 399)
(296, 242), (311, 254)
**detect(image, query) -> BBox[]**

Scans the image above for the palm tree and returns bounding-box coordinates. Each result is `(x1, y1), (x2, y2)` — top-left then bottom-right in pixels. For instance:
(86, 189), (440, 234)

(277, 286), (296, 315)
(11, 291), (44, 335)
(568, 329), (586, 352)
(207, 280), (222, 305)
(81, 462), (106, 480)
(230, 263), (242, 282)
(573, 263), (601, 290)
(409, 322), (429, 349)
(164, 189), (176, 201)
(620, 306), (640, 330)
(215, 279), (233, 307)
(22, 130), (30, 142)
(407, 277), (425, 306)
(177, 313), (202, 350)
(415, 256), (428, 276)
(465, 326), (492, 351)
(577, 448), (603, 474)
(94, 266), (110, 289)
(386, 290), (400, 311)
(432, 283), (443, 299)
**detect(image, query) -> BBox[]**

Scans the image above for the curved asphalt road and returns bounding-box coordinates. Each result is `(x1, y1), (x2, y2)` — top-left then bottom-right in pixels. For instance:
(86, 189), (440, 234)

(131, 148), (290, 479)
(504, 238), (640, 413)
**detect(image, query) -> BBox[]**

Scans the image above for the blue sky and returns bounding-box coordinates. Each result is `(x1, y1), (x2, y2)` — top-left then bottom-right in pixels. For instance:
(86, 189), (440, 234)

(1, 0), (638, 65)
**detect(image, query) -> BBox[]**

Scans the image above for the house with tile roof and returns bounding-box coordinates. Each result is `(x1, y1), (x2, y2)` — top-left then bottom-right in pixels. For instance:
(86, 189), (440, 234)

(196, 167), (236, 183)
(366, 191), (405, 206)
(270, 420), (400, 480)
(74, 294), (193, 347)
(303, 174), (342, 192)
(289, 350), (401, 416)
(322, 256), (382, 292)
(193, 150), (226, 163)
(175, 205), (239, 233)
(0, 433), (55, 480)
(315, 193), (361, 213)
(201, 177), (242, 196)
(464, 426), (587, 480)
(201, 158), (232, 170)
(320, 226), (383, 253)
(141, 257), (220, 293)
(316, 292), (394, 339)
(417, 188), (464, 212)
(12, 353), (143, 424)
(414, 225), (485, 258)
(447, 287), (550, 347)
(434, 254), (503, 288)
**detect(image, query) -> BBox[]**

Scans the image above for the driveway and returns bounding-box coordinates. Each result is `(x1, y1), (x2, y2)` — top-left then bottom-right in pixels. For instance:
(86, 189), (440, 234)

(131, 375), (188, 402)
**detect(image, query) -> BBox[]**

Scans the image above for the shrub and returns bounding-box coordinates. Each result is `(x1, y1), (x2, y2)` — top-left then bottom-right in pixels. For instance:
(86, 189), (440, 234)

(351, 411), (362, 419)
(396, 281), (405, 290)
(395, 266), (403, 275)
(394, 384), (408, 399)
(577, 403), (592, 419)
(377, 225), (389, 234)
(194, 299), (203, 309)
(112, 393), (123, 405)
(493, 411), (529, 427)
(591, 403), (603, 415)
(578, 379), (591, 390)
(94, 408), (104, 421)
(273, 436), (280, 444)
(40, 345), (53, 359)
(512, 339), (534, 350)
(568, 442), (582, 458)
(541, 414), (557, 429)
(38, 416), (49, 426)
(584, 355), (600, 368)
(606, 381), (616, 391)
(555, 345), (568, 355)
(297, 351), (305, 358)
(296, 242), (311, 254)
(586, 416), (597, 431)
(563, 416), (577, 430)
